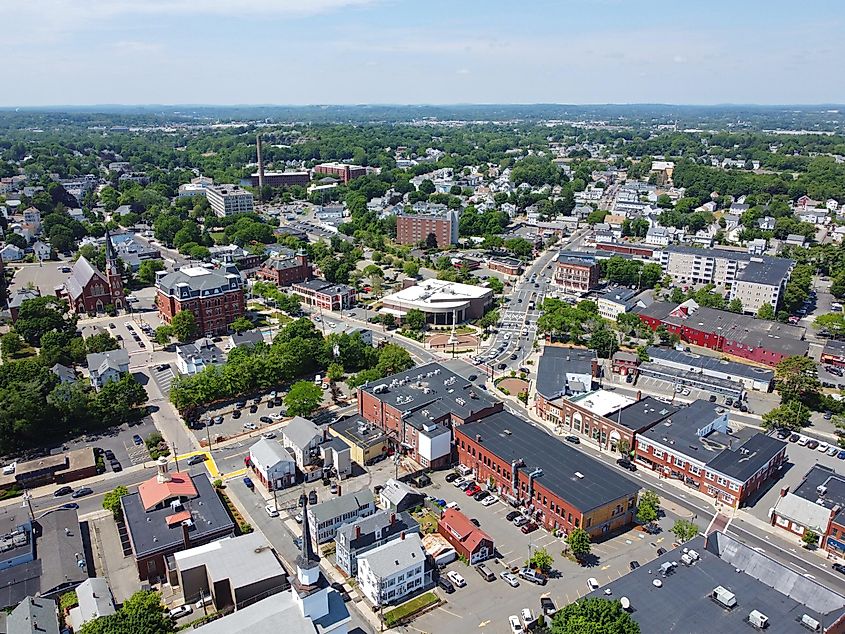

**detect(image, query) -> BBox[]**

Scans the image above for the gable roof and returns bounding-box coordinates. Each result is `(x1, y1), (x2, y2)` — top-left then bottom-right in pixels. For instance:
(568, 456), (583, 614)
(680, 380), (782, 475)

(66, 256), (106, 299)
(249, 438), (294, 468)
(282, 416), (321, 451)
(137, 471), (198, 511)
(439, 509), (493, 554)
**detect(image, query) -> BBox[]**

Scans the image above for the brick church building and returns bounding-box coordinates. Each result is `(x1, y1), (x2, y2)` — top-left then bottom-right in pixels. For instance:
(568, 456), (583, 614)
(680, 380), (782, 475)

(60, 230), (124, 314)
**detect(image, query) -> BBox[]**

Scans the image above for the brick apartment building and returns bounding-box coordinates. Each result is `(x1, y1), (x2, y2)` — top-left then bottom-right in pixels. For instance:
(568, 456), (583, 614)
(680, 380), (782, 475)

(357, 363), (502, 468)
(455, 411), (640, 538)
(156, 265), (245, 336)
(255, 249), (312, 286)
(635, 400), (786, 508)
(395, 209), (459, 247)
(313, 162), (367, 183)
(291, 279), (356, 311)
(487, 256), (523, 277)
(249, 171), (310, 188)
(553, 253), (600, 293)
(635, 300), (808, 367)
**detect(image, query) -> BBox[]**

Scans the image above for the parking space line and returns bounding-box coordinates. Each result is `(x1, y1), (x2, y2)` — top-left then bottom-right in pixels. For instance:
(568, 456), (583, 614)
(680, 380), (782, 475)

(436, 607), (463, 619)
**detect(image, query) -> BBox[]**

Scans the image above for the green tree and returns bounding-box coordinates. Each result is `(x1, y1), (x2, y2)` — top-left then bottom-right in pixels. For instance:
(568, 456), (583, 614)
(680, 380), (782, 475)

(527, 546), (554, 573)
(550, 597), (640, 634)
(79, 590), (174, 634)
(0, 332), (24, 360)
(402, 261), (420, 278)
(565, 527), (591, 560)
(486, 277), (504, 294)
(169, 310), (198, 342)
(727, 298), (743, 313)
(404, 308), (427, 332)
(589, 327), (618, 359)
(774, 355), (819, 404)
(636, 490), (660, 527)
(670, 519), (700, 543)
(154, 326), (172, 346)
(284, 381), (324, 417)
(617, 438), (631, 457)
(802, 529), (819, 549)
(762, 401), (810, 431)
(376, 344), (414, 376)
(424, 232), (439, 249)
(86, 332), (120, 354)
(230, 316), (254, 333)
(137, 259), (165, 285)
(102, 485), (129, 520)
(14, 296), (75, 346)
(814, 313), (845, 338)
(94, 374), (147, 424)
(326, 362), (345, 401)
(756, 303), (776, 320)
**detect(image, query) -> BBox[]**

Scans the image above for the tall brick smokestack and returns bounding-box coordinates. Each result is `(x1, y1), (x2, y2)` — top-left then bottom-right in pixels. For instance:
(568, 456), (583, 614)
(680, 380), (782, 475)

(256, 133), (265, 200)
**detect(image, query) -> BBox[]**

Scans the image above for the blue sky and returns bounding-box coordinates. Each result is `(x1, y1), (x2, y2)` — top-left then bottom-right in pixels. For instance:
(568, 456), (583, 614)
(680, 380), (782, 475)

(5, 0), (844, 106)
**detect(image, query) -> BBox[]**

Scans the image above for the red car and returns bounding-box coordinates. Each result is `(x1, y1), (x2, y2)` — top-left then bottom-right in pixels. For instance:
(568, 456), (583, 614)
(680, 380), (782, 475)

(520, 521), (538, 534)
(465, 484), (481, 496)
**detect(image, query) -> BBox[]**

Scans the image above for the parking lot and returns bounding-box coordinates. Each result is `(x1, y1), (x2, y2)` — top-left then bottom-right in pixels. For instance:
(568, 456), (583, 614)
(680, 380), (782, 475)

(414, 471), (686, 633)
(193, 394), (289, 443)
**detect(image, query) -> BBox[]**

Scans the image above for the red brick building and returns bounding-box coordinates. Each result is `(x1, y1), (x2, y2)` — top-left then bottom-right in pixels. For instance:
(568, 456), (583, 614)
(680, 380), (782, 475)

(395, 209), (459, 247)
(635, 400), (786, 508)
(255, 249), (312, 286)
(611, 350), (640, 376)
(291, 279), (356, 311)
(438, 509), (494, 565)
(60, 231), (124, 314)
(455, 412), (639, 538)
(313, 162), (367, 183)
(634, 300), (808, 367)
(595, 242), (658, 259)
(822, 340), (845, 369)
(156, 265), (245, 336)
(487, 256), (522, 277)
(357, 362), (502, 468)
(553, 254), (600, 293)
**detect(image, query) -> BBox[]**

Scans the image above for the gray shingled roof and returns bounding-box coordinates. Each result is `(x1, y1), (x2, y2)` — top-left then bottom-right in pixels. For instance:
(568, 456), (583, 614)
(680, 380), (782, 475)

(358, 532), (425, 578)
(249, 438), (294, 468)
(310, 489), (375, 526)
(282, 417), (321, 452)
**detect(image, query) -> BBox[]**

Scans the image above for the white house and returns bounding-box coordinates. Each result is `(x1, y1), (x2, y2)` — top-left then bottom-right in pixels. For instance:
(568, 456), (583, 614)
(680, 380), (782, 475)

(86, 349), (130, 390)
(32, 240), (51, 260)
(0, 243), (25, 261)
(248, 437), (296, 491)
(357, 533), (428, 607)
(68, 578), (116, 632)
(281, 416), (323, 469)
(176, 338), (224, 375)
(309, 489), (376, 545)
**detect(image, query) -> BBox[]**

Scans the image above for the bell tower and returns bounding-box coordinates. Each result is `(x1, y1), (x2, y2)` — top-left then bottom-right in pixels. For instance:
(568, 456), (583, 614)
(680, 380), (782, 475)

(104, 227), (124, 310)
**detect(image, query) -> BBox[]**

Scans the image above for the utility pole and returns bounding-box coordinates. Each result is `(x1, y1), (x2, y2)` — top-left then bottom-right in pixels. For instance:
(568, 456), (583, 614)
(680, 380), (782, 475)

(172, 443), (179, 471)
(22, 490), (34, 521)
(206, 424), (212, 453)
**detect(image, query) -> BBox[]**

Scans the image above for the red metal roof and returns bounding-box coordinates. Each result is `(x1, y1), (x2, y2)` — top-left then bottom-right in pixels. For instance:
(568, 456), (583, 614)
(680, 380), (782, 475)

(165, 510), (191, 526)
(138, 472), (197, 511)
(440, 508), (493, 554)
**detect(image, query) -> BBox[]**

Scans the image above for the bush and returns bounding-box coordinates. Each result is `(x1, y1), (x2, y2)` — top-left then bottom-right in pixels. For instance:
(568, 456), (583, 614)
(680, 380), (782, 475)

(382, 592), (439, 628)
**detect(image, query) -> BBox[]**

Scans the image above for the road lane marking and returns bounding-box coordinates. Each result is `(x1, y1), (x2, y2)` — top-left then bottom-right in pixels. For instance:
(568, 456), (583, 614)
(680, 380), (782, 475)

(437, 607), (463, 619)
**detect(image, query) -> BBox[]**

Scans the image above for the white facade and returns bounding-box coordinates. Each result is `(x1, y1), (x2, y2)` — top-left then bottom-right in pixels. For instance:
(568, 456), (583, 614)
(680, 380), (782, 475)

(357, 533), (426, 606)
(417, 424), (451, 465)
(206, 184), (254, 218)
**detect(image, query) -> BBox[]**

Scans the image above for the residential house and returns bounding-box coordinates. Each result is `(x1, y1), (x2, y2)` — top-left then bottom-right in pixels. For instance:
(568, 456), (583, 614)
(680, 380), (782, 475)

(0, 244), (25, 262)
(32, 240), (51, 261)
(5, 597), (60, 634)
(176, 338), (224, 375)
(86, 349), (130, 390)
(308, 489), (376, 545)
(335, 510), (419, 577)
(437, 509), (494, 565)
(227, 329), (265, 349)
(8, 287), (40, 322)
(282, 416), (323, 472)
(247, 438), (296, 491)
(67, 578), (116, 632)
(357, 533), (430, 607)
(379, 478), (425, 513)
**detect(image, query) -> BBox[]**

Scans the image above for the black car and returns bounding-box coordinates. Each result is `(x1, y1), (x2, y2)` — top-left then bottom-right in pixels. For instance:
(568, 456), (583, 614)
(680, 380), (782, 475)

(53, 486), (73, 497)
(445, 473), (459, 483)
(725, 397), (733, 406)
(506, 511), (521, 522)
(232, 409), (241, 419)
(235, 400), (246, 408)
(540, 597), (556, 617)
(468, 374), (478, 382)
(470, 518), (481, 527)
(474, 490), (489, 501)
(72, 487), (94, 498)
(629, 560), (640, 571)
(564, 435), (580, 444)
(437, 576), (455, 593)
(104, 449), (116, 461)
(187, 455), (206, 465)
(656, 547), (667, 556)
(61, 502), (79, 510)
(510, 353), (518, 360)
(789, 433), (800, 442)
(833, 563), (845, 575)
(498, 363), (507, 370)
(259, 416), (273, 424)
(709, 394), (717, 402)
(110, 460), (123, 472)
(249, 405), (258, 414)
(616, 458), (636, 472)
(776, 429), (791, 440)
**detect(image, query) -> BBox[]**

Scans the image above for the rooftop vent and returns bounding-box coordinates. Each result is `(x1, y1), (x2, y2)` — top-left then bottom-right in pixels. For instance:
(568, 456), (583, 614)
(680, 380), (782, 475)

(801, 614), (821, 631)
(748, 610), (768, 630)
(574, 472), (584, 479)
(503, 429), (512, 435)
(712, 586), (737, 609)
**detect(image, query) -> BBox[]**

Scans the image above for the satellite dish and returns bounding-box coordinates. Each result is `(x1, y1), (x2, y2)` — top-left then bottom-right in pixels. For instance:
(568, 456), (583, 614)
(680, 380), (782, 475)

(620, 597), (631, 610)
(652, 579), (663, 588)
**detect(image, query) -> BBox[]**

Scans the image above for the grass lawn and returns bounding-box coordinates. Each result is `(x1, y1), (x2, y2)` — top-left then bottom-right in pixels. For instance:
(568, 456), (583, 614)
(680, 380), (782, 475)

(209, 232), (226, 244)
(383, 592), (439, 627)
(415, 509), (439, 534)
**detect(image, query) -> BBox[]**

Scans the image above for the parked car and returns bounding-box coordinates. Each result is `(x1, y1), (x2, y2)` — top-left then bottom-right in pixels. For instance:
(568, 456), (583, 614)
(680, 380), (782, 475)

(445, 501), (460, 510)
(212, 416), (223, 425)
(656, 547), (667, 556)
(476, 563), (495, 582)
(259, 416), (272, 424)
(616, 458), (637, 472)
(243, 422), (258, 430)
(501, 571), (520, 587)
(521, 521), (538, 534)
(104, 449), (116, 460)
(265, 504), (279, 518)
(725, 397), (733, 406)
(71, 487), (93, 499)
(132, 434), (143, 445)
(587, 577), (600, 591)
(833, 563), (845, 575)
(470, 518), (481, 527)
(508, 615), (522, 634)
(776, 429), (791, 440)
(629, 560), (640, 571)
(53, 486), (73, 497)
(506, 511), (521, 522)
(474, 490), (489, 501)
(513, 515), (529, 527)
(564, 435), (580, 444)
(798, 436), (809, 446)
(789, 433), (800, 442)
(452, 477), (467, 488)
(169, 605), (192, 620)
(518, 567), (546, 585)
(446, 571), (466, 588)
(838, 450), (845, 460)
(262, 431), (276, 439)
(540, 597), (556, 617)
(232, 409), (242, 419)
(437, 576), (455, 593)
(521, 608), (535, 628)
(110, 460), (122, 472)
(807, 440), (820, 450)
(465, 484), (481, 496)
(243, 476), (254, 490)
(468, 374), (478, 382)
(445, 473), (459, 483)
(481, 495), (498, 507)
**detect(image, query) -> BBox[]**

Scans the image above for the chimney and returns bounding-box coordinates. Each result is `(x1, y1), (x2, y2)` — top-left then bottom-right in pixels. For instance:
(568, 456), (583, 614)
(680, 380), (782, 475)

(390, 513), (396, 525)
(636, 390), (642, 401)
(156, 456), (171, 484)
(401, 531), (405, 540)
(355, 525), (361, 539)
(336, 484), (341, 496)
(780, 486), (789, 497)
(476, 434), (482, 443)
(181, 521), (191, 550)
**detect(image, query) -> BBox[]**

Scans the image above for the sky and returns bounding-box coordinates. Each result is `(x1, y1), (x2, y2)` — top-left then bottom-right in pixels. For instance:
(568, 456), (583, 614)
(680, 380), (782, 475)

(5, 0), (845, 106)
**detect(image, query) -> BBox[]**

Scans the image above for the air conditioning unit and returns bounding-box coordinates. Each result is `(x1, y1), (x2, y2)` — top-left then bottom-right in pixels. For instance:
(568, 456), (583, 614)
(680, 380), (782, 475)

(800, 614), (820, 631)
(748, 610), (768, 629)
(712, 586), (737, 609)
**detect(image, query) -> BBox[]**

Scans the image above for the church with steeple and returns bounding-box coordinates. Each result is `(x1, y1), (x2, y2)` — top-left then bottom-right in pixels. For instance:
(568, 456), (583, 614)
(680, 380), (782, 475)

(59, 228), (125, 314)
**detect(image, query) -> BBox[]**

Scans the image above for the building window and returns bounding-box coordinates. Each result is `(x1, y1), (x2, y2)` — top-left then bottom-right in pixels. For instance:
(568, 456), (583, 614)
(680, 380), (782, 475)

(689, 465), (701, 476)
(653, 449), (664, 459)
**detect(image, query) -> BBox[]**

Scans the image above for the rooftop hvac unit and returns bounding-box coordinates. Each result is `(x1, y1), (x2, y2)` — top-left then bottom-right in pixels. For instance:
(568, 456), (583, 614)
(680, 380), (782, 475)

(712, 586), (737, 609)
(800, 614), (820, 631)
(688, 549), (700, 561)
(681, 553), (693, 566)
(748, 610), (769, 630)
(619, 597), (631, 611)
(170, 500), (183, 512)
(574, 472), (584, 479)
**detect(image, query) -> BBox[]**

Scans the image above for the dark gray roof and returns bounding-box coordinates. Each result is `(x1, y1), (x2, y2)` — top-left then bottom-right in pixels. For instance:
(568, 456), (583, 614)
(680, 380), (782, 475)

(156, 265), (242, 299)
(613, 396), (677, 431)
(292, 278), (354, 296)
(458, 411), (640, 513)
(646, 346), (775, 383)
(121, 474), (235, 558)
(330, 416), (388, 450)
(597, 286), (638, 304)
(359, 362), (499, 423)
(586, 532), (845, 633)
(736, 257), (793, 286)
(229, 329), (265, 347)
(535, 347), (597, 400)
(336, 510), (419, 553)
(633, 300), (676, 321)
(824, 339), (845, 357)
(641, 400), (731, 452)
(792, 464), (845, 525)
(310, 489), (375, 526)
(8, 288), (40, 309)
(65, 256), (104, 299)
(706, 432), (786, 482)
(557, 253), (597, 267)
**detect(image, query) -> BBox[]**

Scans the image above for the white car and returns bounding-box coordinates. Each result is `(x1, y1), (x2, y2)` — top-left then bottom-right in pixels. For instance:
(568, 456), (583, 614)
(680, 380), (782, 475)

(447, 571), (466, 587)
(508, 615), (522, 634)
(818, 442), (830, 453)
(445, 501), (460, 510)
(513, 515), (529, 527)
(269, 413), (284, 421)
(681, 388), (690, 396)
(262, 431), (276, 439)
(265, 503), (279, 517)
(828, 445), (839, 456)
(243, 422), (258, 430)
(587, 577), (600, 591)
(521, 608), (535, 627)
(168, 605), (192, 619)
(452, 477), (467, 488)
(501, 571), (520, 587)
(798, 436), (810, 446)
(481, 495), (498, 507)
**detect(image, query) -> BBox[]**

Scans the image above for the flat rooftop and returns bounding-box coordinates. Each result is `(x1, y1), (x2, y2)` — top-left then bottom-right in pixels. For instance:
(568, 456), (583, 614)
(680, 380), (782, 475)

(458, 411), (640, 513)
(585, 532), (845, 633)
(646, 346), (774, 383)
(567, 389), (634, 418)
